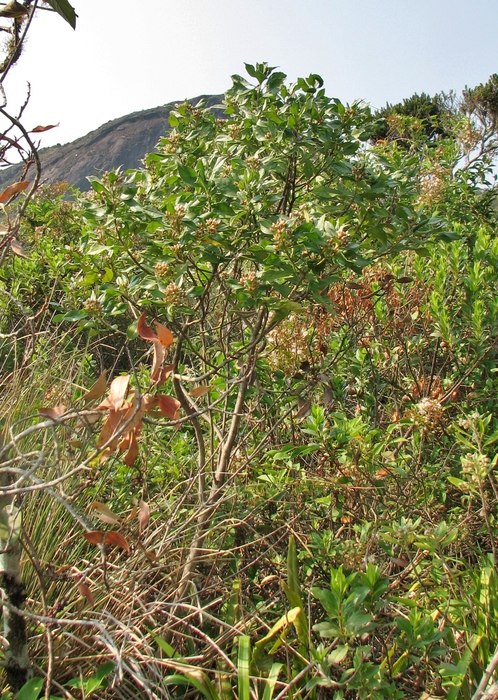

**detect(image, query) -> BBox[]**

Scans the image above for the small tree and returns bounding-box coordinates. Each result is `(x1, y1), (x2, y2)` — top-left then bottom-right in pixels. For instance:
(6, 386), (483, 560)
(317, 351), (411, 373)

(67, 63), (450, 602)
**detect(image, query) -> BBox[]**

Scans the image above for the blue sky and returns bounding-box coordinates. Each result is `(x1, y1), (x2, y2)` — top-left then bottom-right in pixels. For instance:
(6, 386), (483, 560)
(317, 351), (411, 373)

(2, 0), (497, 148)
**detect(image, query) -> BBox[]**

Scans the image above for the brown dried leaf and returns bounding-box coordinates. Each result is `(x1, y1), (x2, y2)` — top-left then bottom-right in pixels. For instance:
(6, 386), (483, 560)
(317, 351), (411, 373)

(31, 123), (60, 133)
(0, 180), (30, 203)
(345, 282), (362, 290)
(154, 321), (174, 349)
(189, 386), (211, 398)
(124, 430), (139, 467)
(157, 394), (181, 420)
(39, 404), (67, 420)
(122, 396), (147, 435)
(106, 531), (131, 553)
(10, 239), (28, 258)
(294, 398), (311, 419)
(156, 364), (174, 388)
(126, 505), (139, 523)
(97, 408), (123, 450)
(396, 276), (414, 284)
(151, 341), (165, 382)
(145, 550), (158, 563)
(83, 370), (107, 403)
(83, 531), (104, 545)
(137, 312), (158, 343)
(138, 499), (150, 534)
(108, 375), (130, 410)
(323, 385), (333, 406)
(78, 581), (94, 606)
(94, 397), (113, 410)
(90, 501), (120, 525)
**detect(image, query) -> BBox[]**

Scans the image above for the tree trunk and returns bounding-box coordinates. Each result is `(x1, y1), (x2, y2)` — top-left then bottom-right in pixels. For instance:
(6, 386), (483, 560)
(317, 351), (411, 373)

(0, 433), (30, 692)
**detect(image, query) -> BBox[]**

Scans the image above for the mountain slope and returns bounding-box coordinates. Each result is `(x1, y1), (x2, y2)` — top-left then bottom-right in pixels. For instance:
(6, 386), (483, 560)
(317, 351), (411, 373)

(0, 94), (222, 192)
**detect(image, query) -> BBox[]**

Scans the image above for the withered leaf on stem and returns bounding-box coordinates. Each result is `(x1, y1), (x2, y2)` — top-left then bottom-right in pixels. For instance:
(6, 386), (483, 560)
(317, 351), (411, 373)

(107, 375), (130, 410)
(189, 386), (212, 398)
(138, 500), (150, 534)
(83, 530), (130, 553)
(124, 430), (139, 467)
(137, 313), (158, 343)
(31, 123), (60, 133)
(154, 321), (174, 349)
(157, 394), (181, 420)
(39, 405), (67, 420)
(83, 531), (104, 545)
(78, 581), (94, 606)
(10, 239), (28, 258)
(90, 501), (120, 525)
(294, 398), (311, 419)
(105, 531), (131, 553)
(0, 180), (30, 203)
(151, 341), (165, 382)
(83, 370), (107, 403)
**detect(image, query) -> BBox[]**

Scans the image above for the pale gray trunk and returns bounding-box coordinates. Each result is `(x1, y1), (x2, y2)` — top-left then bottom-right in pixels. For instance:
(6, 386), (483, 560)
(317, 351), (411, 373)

(0, 433), (30, 692)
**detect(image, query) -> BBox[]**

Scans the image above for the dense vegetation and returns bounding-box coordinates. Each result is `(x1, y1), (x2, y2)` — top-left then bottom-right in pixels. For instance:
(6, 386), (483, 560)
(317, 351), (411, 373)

(1, 62), (498, 699)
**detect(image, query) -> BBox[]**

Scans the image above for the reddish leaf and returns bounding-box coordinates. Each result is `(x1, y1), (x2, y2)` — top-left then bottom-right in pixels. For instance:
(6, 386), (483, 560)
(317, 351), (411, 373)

(154, 322), (174, 349)
(138, 499), (150, 534)
(10, 239), (28, 258)
(396, 276), (414, 284)
(189, 386), (211, 398)
(124, 430), (139, 467)
(97, 409), (121, 449)
(90, 501), (120, 525)
(156, 364), (174, 388)
(31, 123), (60, 133)
(77, 411), (101, 427)
(143, 394), (159, 412)
(94, 397), (113, 410)
(39, 404), (67, 420)
(83, 530), (130, 553)
(108, 375), (130, 410)
(126, 504), (139, 522)
(157, 395), (181, 420)
(151, 341), (165, 382)
(78, 581), (94, 606)
(137, 313), (158, 343)
(0, 180), (30, 203)
(122, 395), (147, 434)
(83, 531), (104, 545)
(83, 370), (107, 403)
(106, 531), (131, 553)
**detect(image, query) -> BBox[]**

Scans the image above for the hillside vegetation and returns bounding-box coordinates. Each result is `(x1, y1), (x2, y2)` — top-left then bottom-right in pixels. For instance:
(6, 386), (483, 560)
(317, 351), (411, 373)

(1, 64), (498, 699)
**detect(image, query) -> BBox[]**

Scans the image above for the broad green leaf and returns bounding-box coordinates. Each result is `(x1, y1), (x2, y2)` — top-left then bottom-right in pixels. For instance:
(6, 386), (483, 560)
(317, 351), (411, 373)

(15, 678), (44, 700)
(178, 164), (197, 187)
(45, 0), (77, 28)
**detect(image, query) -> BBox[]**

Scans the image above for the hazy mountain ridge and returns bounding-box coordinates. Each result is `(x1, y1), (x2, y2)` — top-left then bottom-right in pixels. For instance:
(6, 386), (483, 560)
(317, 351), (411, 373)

(0, 94), (223, 192)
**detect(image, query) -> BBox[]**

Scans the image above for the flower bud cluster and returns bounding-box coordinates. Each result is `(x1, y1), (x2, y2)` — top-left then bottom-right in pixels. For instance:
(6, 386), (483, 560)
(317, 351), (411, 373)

(461, 452), (490, 484)
(163, 282), (185, 306)
(83, 298), (103, 315)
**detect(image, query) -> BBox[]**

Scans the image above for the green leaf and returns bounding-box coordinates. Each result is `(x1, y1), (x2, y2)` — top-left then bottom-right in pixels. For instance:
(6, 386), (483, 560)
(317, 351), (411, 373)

(45, 0), (77, 28)
(163, 670), (218, 700)
(59, 310), (88, 322)
(237, 636), (251, 700)
(261, 663), (284, 700)
(15, 678), (44, 700)
(178, 164), (197, 187)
